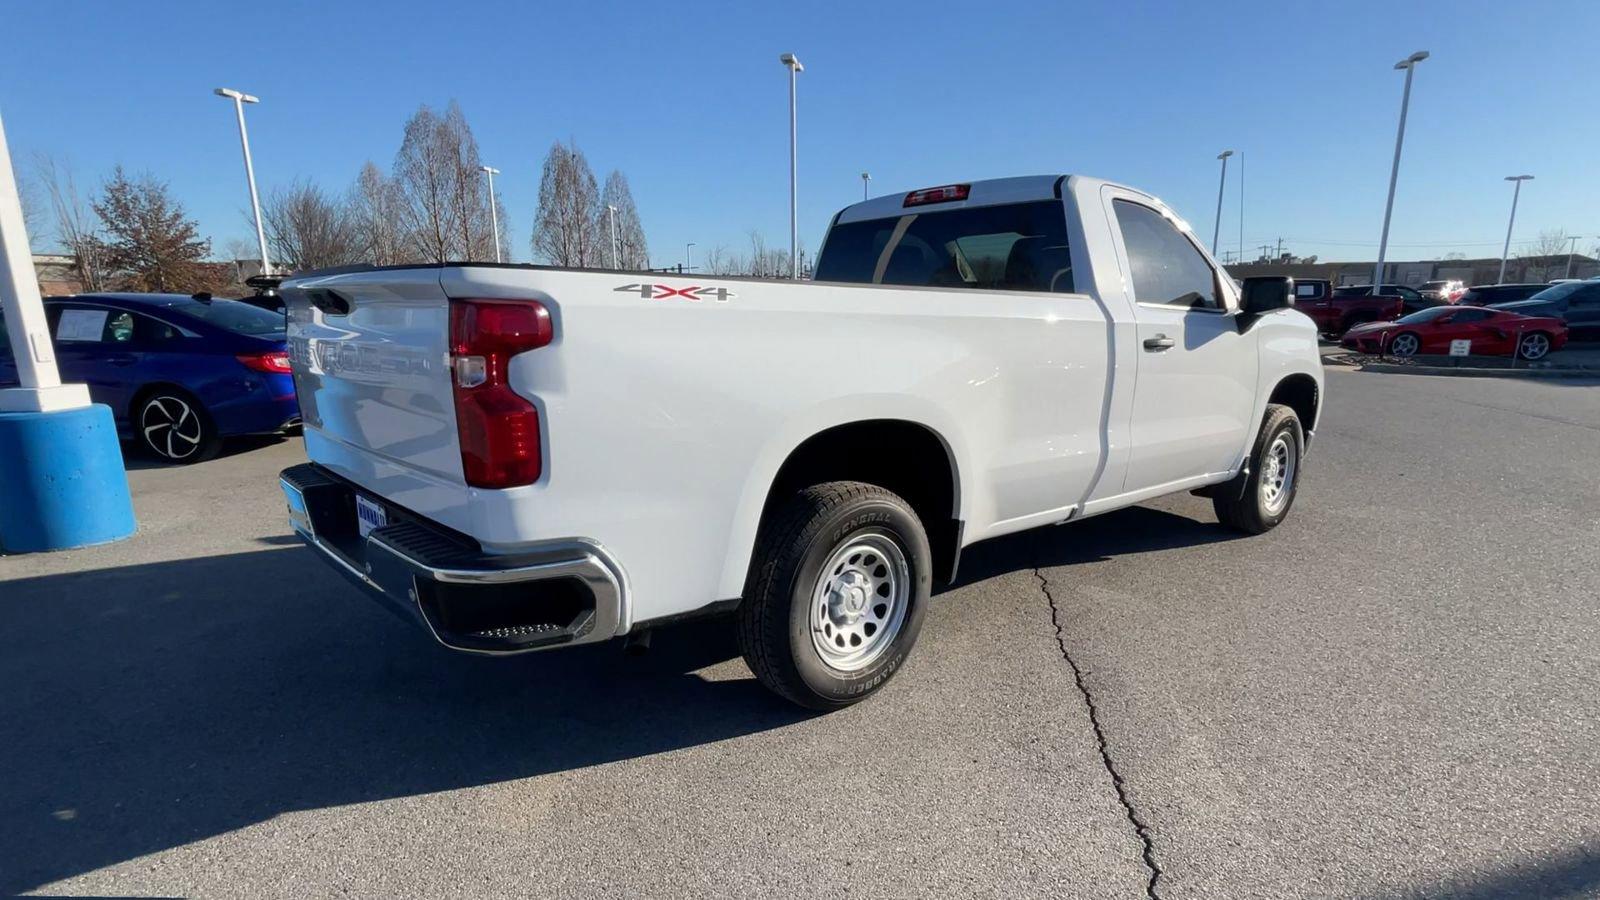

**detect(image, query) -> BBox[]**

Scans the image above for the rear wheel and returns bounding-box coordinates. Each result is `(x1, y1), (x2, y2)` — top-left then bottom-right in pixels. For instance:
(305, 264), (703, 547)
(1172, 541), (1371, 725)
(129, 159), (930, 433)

(1214, 404), (1303, 535)
(737, 481), (930, 710)
(1517, 331), (1552, 360)
(1387, 331), (1421, 358)
(136, 390), (220, 464)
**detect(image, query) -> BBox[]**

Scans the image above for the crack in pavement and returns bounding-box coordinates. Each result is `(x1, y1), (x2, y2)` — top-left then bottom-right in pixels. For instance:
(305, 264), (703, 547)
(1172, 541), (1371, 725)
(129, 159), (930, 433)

(1033, 566), (1164, 900)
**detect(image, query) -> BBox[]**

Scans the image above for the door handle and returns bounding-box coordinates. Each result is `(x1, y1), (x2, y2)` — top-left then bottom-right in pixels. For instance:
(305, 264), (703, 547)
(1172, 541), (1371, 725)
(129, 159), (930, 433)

(104, 353), (138, 366)
(1143, 335), (1175, 351)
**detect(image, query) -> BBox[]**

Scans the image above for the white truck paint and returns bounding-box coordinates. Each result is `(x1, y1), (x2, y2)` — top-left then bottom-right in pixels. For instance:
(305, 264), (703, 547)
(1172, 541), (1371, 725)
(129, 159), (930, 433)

(279, 174), (1323, 708)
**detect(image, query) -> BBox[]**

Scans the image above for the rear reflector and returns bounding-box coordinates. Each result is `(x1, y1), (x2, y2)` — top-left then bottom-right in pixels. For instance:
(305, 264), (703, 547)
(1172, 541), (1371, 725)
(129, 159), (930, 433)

(903, 184), (970, 207)
(237, 351), (292, 373)
(449, 299), (553, 489)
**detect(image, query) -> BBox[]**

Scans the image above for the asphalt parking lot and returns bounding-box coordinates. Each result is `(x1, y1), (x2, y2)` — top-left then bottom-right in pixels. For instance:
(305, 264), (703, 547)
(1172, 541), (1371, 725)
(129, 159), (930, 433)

(3, 367), (1599, 899)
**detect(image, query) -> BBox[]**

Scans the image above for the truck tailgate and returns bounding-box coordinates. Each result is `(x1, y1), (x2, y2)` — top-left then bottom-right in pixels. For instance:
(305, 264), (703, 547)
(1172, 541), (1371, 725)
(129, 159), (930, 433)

(284, 268), (467, 505)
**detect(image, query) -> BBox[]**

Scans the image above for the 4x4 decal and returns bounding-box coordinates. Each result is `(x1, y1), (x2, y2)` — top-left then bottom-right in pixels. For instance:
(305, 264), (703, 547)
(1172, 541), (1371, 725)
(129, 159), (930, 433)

(614, 283), (735, 303)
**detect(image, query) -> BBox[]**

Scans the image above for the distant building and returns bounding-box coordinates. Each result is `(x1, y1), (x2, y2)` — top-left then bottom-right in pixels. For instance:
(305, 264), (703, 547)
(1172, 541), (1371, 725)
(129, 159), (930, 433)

(1227, 254), (1599, 287)
(32, 254), (83, 296)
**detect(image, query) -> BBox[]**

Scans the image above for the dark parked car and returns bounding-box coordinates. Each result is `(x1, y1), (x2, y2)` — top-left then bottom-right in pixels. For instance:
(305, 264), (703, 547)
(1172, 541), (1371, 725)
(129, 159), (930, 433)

(232, 274), (286, 313)
(1489, 280), (1600, 341)
(1419, 279), (1466, 303)
(1456, 284), (1548, 307)
(0, 293), (299, 463)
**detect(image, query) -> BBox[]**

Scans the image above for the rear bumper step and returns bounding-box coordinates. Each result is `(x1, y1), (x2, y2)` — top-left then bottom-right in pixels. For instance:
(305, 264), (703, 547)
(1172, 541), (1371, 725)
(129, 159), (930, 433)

(279, 463), (624, 654)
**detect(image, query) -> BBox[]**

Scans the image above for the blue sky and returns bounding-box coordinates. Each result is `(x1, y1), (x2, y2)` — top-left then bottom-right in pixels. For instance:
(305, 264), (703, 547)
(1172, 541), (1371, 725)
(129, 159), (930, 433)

(3, 0), (1596, 267)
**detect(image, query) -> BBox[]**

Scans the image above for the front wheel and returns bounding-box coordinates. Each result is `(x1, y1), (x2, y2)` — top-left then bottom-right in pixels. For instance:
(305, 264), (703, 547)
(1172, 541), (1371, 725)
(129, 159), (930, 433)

(1214, 404), (1303, 535)
(1387, 331), (1421, 358)
(737, 481), (931, 710)
(1517, 331), (1552, 360)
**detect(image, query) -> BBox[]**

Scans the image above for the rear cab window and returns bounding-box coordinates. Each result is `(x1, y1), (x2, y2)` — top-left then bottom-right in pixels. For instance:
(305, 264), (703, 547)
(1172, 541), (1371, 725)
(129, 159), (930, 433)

(814, 200), (1075, 293)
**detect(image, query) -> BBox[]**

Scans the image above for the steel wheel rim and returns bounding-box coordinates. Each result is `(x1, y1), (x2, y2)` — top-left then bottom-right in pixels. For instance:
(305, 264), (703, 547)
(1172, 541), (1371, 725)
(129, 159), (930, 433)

(1390, 334), (1418, 357)
(1520, 334), (1549, 359)
(810, 532), (910, 672)
(1259, 433), (1297, 515)
(141, 396), (203, 460)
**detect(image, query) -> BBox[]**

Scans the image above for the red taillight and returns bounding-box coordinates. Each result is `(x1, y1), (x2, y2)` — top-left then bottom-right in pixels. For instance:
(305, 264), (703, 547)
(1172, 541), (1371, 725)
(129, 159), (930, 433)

(903, 184), (970, 207)
(449, 299), (553, 489)
(237, 351), (292, 373)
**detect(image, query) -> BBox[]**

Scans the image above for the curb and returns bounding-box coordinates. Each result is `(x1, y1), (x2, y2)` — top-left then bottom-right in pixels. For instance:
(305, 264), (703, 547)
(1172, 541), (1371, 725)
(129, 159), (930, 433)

(1355, 362), (1600, 379)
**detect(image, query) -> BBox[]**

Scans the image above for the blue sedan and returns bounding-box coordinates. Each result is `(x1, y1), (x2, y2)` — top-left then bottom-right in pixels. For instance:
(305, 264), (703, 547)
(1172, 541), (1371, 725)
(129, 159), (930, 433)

(0, 293), (299, 463)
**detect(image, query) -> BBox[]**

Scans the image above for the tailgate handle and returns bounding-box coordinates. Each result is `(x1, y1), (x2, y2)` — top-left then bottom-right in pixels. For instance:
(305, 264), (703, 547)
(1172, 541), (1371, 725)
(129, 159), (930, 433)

(308, 290), (352, 316)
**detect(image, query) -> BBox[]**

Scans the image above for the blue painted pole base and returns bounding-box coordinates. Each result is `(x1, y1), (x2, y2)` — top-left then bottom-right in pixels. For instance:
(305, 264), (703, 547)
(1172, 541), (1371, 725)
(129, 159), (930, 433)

(0, 404), (136, 553)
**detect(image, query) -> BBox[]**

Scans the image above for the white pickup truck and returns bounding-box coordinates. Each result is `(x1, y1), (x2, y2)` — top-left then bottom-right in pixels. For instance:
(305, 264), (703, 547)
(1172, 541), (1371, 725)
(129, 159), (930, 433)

(278, 175), (1323, 709)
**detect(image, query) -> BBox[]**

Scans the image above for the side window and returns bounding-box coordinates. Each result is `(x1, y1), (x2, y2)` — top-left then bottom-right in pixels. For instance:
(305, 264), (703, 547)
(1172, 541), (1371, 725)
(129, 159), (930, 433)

(54, 306), (134, 343)
(1452, 309), (1490, 323)
(1570, 285), (1600, 308)
(1111, 199), (1220, 310)
(134, 314), (181, 343)
(1295, 283), (1326, 300)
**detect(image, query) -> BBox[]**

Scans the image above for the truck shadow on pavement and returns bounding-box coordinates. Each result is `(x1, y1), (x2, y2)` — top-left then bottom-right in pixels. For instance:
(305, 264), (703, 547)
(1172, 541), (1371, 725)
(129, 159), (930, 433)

(947, 505), (1241, 592)
(2, 505), (1239, 893)
(0, 547), (804, 894)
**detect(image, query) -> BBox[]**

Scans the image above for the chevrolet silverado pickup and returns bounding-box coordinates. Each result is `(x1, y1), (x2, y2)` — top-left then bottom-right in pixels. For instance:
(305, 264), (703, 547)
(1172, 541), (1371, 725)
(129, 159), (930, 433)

(277, 175), (1324, 710)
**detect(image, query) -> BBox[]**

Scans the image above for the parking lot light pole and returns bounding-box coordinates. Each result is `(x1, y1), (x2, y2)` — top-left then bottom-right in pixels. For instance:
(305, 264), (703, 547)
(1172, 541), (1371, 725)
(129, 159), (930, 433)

(1497, 175), (1534, 284)
(1373, 51), (1428, 292)
(1211, 150), (1233, 255)
(780, 53), (803, 279)
(1564, 234), (1584, 279)
(686, 242), (695, 273)
(213, 88), (271, 276)
(480, 166), (501, 263)
(861, 171), (871, 200)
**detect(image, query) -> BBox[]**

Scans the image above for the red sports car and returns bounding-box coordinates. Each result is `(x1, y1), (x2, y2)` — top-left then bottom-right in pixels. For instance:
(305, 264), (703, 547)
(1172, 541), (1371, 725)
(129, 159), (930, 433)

(1341, 305), (1568, 360)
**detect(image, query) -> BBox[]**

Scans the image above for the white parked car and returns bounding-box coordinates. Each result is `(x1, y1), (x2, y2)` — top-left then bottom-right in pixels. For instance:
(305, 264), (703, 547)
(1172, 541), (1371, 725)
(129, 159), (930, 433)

(278, 175), (1324, 709)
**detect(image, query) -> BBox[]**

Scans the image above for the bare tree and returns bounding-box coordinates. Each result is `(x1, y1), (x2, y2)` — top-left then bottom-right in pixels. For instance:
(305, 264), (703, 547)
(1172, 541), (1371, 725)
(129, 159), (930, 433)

(1520, 228), (1572, 260)
(349, 162), (409, 265)
(32, 153), (106, 290)
(93, 166), (221, 293)
(261, 180), (362, 271)
(598, 170), (649, 269)
(531, 140), (601, 267)
(392, 102), (498, 263)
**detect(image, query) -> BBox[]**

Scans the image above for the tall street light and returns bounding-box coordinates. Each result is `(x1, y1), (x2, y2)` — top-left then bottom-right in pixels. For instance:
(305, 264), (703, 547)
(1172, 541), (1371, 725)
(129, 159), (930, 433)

(1237, 152), (1245, 265)
(1498, 175), (1534, 284)
(686, 241), (695, 273)
(780, 53), (803, 279)
(1372, 50), (1429, 291)
(1211, 150), (1233, 255)
(606, 204), (620, 268)
(1566, 234), (1586, 279)
(480, 166), (501, 263)
(861, 171), (871, 201)
(213, 88), (271, 276)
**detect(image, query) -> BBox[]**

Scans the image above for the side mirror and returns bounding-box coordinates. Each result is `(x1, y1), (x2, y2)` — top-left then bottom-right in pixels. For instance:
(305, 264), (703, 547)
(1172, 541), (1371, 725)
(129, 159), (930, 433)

(1241, 276), (1295, 315)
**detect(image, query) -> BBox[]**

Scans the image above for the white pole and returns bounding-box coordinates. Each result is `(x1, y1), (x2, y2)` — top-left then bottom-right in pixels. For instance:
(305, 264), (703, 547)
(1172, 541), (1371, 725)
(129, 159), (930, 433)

(215, 89), (271, 276)
(686, 242), (695, 273)
(862, 171), (870, 201)
(1564, 234), (1583, 279)
(607, 204), (620, 268)
(0, 109), (90, 412)
(481, 166), (501, 263)
(1212, 150), (1233, 255)
(1374, 52), (1428, 292)
(1498, 176), (1532, 284)
(1237, 152), (1244, 264)
(780, 54), (804, 279)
